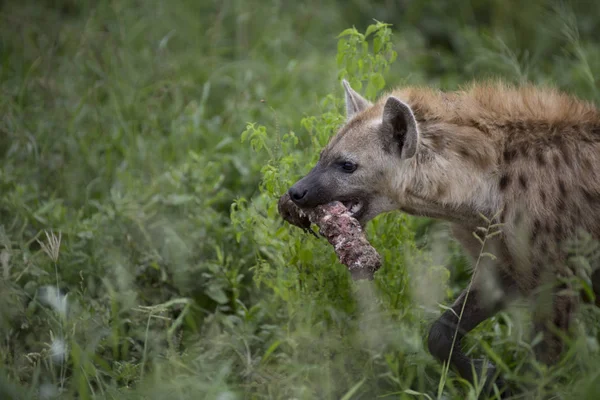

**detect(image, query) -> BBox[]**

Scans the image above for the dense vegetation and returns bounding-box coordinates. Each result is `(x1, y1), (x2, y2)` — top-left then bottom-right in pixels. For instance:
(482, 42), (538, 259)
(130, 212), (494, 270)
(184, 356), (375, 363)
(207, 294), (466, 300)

(2, 0), (600, 398)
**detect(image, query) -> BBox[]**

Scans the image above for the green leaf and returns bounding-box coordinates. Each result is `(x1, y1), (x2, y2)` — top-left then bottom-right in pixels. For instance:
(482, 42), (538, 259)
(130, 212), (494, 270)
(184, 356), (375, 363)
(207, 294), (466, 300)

(206, 285), (229, 304)
(260, 340), (281, 364)
(480, 341), (510, 373)
(337, 38), (347, 54)
(241, 123), (253, 142)
(337, 28), (361, 39)
(404, 389), (433, 400)
(373, 36), (382, 53)
(340, 378), (366, 400)
(365, 24), (379, 38)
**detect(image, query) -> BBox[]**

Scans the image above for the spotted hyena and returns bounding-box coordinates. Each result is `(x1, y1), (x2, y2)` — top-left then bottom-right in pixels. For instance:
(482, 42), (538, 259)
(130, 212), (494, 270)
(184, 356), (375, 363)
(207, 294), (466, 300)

(288, 79), (600, 396)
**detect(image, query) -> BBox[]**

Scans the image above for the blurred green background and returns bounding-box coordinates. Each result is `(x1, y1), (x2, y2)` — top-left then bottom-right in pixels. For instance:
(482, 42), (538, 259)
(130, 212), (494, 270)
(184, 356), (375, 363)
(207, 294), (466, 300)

(2, 0), (600, 399)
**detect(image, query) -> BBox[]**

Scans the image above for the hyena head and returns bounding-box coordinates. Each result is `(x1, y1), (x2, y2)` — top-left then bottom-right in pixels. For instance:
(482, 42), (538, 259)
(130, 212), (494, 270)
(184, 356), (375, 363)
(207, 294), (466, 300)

(288, 80), (419, 225)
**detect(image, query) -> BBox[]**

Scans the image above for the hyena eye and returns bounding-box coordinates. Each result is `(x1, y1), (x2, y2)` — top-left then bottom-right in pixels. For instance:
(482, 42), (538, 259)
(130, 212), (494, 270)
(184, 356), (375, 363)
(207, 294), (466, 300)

(340, 161), (357, 173)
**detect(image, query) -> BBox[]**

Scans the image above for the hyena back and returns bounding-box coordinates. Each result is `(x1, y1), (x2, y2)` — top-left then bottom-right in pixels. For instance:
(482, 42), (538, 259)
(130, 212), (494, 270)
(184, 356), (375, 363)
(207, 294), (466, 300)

(288, 80), (600, 395)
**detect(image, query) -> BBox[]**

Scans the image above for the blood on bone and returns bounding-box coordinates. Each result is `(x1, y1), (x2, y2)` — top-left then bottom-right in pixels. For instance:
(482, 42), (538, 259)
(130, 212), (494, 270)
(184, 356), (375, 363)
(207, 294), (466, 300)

(278, 193), (382, 280)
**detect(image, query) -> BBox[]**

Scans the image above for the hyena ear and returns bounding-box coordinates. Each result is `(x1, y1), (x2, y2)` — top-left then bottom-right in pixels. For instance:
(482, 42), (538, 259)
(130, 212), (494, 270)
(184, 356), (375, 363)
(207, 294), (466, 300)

(382, 96), (419, 159)
(342, 79), (371, 120)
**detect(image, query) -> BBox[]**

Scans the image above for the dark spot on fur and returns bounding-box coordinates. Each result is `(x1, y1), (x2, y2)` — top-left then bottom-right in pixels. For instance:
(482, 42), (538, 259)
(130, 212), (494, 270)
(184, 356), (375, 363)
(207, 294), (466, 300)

(583, 157), (592, 170)
(555, 223), (563, 237)
(532, 264), (541, 281)
(519, 146), (529, 157)
(558, 180), (567, 196)
(470, 119), (490, 135)
(583, 188), (599, 202)
(381, 142), (392, 154)
(507, 263), (515, 274)
(557, 198), (566, 212)
(536, 149), (546, 165)
(540, 240), (548, 253)
(514, 121), (526, 132)
(499, 174), (510, 190)
(561, 145), (572, 167)
(458, 146), (470, 159)
(551, 135), (564, 147)
(519, 175), (528, 190)
(429, 135), (445, 152)
(532, 219), (541, 240)
(504, 149), (517, 163)
(436, 184), (447, 198)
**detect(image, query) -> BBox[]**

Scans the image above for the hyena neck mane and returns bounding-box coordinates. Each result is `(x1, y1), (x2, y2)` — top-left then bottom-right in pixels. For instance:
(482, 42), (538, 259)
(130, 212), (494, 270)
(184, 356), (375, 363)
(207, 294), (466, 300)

(392, 81), (600, 128)
(383, 81), (600, 227)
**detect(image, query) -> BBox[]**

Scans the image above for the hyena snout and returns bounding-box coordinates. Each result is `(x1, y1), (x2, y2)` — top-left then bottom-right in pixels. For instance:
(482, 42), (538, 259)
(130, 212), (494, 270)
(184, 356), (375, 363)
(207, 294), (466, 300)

(288, 169), (332, 209)
(288, 180), (324, 208)
(288, 185), (308, 205)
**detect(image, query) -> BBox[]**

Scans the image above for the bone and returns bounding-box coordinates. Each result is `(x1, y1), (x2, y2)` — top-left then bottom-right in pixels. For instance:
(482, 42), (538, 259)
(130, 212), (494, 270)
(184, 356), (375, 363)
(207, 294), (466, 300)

(277, 193), (382, 280)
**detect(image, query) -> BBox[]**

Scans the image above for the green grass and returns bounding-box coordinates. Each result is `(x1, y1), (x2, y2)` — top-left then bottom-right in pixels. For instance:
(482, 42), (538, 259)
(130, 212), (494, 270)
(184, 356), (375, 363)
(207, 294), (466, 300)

(2, 0), (600, 399)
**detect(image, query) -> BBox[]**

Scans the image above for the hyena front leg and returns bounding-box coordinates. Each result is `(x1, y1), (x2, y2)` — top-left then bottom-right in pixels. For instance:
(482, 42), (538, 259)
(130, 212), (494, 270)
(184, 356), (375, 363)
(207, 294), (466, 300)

(427, 224), (517, 395)
(428, 286), (508, 392)
(532, 286), (578, 365)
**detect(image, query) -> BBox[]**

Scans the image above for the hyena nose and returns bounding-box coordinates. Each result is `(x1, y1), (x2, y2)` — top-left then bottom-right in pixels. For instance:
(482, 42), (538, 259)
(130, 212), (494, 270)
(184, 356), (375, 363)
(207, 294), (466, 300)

(289, 186), (308, 206)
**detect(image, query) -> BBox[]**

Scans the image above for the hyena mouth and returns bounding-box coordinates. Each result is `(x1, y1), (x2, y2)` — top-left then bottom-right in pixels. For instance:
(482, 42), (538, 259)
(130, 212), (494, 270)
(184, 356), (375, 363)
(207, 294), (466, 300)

(342, 200), (366, 219)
